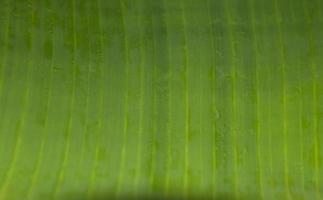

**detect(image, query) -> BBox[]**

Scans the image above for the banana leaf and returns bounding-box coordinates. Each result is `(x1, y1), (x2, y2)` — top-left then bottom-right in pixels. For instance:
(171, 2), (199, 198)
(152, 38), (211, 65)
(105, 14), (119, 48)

(0, 0), (322, 199)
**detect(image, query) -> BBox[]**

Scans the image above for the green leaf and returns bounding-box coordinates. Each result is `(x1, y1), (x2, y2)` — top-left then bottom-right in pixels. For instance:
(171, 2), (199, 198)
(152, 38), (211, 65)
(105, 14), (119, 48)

(0, 0), (322, 199)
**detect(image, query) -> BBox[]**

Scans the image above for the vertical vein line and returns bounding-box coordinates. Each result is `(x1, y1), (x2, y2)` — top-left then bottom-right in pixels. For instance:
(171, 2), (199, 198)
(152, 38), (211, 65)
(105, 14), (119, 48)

(303, 1), (321, 198)
(273, 0), (290, 198)
(87, 0), (105, 196)
(115, 1), (130, 197)
(79, 0), (92, 170)
(149, 14), (157, 195)
(249, 0), (264, 198)
(53, 0), (77, 197)
(297, 45), (306, 199)
(199, 60), (203, 197)
(162, 0), (172, 196)
(26, 0), (55, 198)
(310, 41), (320, 200)
(260, 0), (274, 189)
(0, 0), (11, 102)
(206, 0), (217, 197)
(134, 0), (145, 195)
(198, 51), (203, 196)
(267, 68), (274, 188)
(180, 0), (190, 196)
(317, 0), (322, 21)
(0, 0), (12, 169)
(149, 17), (158, 197)
(0, 0), (35, 198)
(288, 1), (305, 196)
(224, 0), (238, 198)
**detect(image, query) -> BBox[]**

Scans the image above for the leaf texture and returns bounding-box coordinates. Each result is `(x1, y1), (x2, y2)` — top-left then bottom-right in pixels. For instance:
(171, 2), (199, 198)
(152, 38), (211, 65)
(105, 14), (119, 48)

(0, 0), (322, 199)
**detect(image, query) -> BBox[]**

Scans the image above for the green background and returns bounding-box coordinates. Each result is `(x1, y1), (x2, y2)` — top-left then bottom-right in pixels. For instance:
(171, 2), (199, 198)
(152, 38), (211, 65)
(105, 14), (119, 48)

(0, 0), (322, 199)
